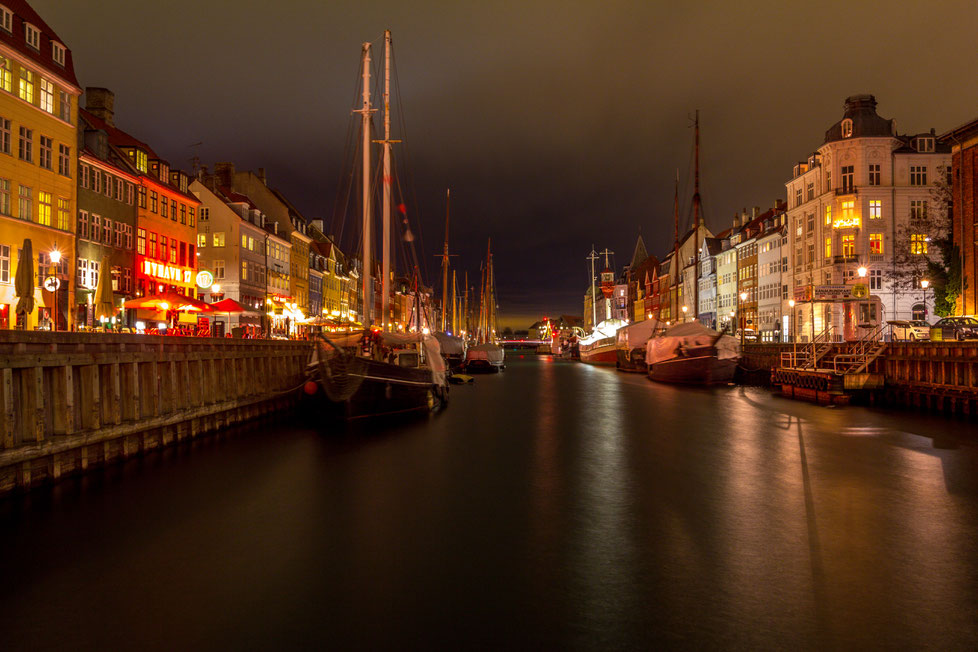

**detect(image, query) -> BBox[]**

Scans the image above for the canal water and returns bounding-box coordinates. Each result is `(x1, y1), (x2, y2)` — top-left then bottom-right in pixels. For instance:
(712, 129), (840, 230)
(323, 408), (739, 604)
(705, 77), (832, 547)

(2, 355), (978, 650)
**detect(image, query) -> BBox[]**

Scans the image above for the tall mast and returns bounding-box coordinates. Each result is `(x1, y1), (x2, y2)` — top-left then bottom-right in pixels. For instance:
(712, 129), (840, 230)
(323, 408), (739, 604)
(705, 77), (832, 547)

(464, 270), (469, 337)
(672, 171), (679, 322)
(479, 262), (486, 342)
(587, 246), (598, 330)
(452, 269), (457, 334)
(381, 30), (392, 331)
(357, 41), (374, 327)
(488, 239), (495, 340)
(441, 189), (450, 332)
(692, 109), (701, 324)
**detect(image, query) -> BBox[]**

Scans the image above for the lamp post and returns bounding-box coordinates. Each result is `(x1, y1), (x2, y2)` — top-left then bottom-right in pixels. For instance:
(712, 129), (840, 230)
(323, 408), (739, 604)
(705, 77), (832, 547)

(49, 248), (61, 332)
(739, 291), (748, 348)
(921, 279), (930, 322)
(788, 298), (796, 364)
(681, 305), (688, 322)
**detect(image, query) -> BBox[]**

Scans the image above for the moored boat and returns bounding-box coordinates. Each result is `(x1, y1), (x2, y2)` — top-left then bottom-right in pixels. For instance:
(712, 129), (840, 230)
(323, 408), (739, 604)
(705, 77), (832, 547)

(579, 318), (627, 365)
(615, 318), (661, 372)
(434, 331), (466, 371)
(646, 321), (739, 384)
(465, 342), (505, 372)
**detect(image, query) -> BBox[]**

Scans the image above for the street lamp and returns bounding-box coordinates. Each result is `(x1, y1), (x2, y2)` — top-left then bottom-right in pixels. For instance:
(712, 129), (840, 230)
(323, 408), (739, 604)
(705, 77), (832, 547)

(788, 298), (796, 362)
(681, 305), (688, 321)
(739, 291), (748, 348)
(49, 248), (61, 332)
(857, 265), (868, 278)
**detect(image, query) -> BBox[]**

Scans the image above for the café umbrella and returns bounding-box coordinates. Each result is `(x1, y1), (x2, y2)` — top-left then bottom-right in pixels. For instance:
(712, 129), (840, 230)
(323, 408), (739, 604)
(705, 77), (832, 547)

(124, 290), (214, 313)
(93, 256), (115, 321)
(209, 298), (258, 333)
(14, 239), (34, 328)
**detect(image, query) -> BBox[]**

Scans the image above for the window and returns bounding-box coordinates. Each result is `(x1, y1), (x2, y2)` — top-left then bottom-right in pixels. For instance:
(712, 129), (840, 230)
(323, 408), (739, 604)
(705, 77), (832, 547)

(0, 117), (8, 155)
(18, 126), (31, 162)
(91, 214), (101, 242)
(213, 232), (225, 247)
(189, 207), (195, 227)
(213, 260), (225, 280)
(18, 67), (33, 103)
(34, 192), (49, 225)
(137, 186), (146, 208)
(795, 187), (802, 207)
(18, 185), (31, 220)
(910, 166), (927, 186)
(841, 165), (854, 192)
(76, 258), (88, 288)
(824, 237), (832, 259)
(916, 137), (935, 153)
(160, 235), (167, 260)
(93, 169), (101, 193)
(110, 266), (120, 291)
(825, 205), (832, 225)
(149, 190), (158, 213)
(135, 150), (147, 173)
(0, 6), (10, 33)
(114, 176), (123, 201)
(910, 234), (928, 255)
(842, 234), (855, 257)
(910, 200), (927, 221)
(103, 217), (112, 244)
(869, 164), (880, 186)
(52, 42), (65, 67)
(869, 200), (882, 220)
(197, 233), (207, 248)
(0, 244), (8, 283)
(137, 228), (146, 255)
(124, 224), (133, 250)
(160, 194), (168, 218)
(826, 169), (831, 190)
(170, 240), (177, 264)
(104, 174), (112, 197)
(199, 207), (209, 221)
(57, 197), (69, 230)
(148, 232), (157, 258)
(806, 183), (814, 201)
(841, 118), (853, 138)
(179, 242), (186, 266)
(870, 269), (883, 290)
(834, 200), (859, 228)
(39, 78), (53, 113)
(126, 183), (134, 205)
(114, 221), (124, 247)
(242, 234), (248, 248)
(38, 135), (51, 169)
(807, 243), (814, 263)
(170, 199), (176, 221)
(869, 233), (883, 255)
(807, 213), (814, 233)
(80, 164), (89, 188)
(123, 267), (132, 293)
(58, 91), (70, 122)
(77, 210), (89, 239)
(0, 58), (9, 93)
(24, 23), (39, 50)
(189, 244), (195, 267)
(180, 204), (186, 224)
(89, 260), (99, 291)
(0, 178), (8, 216)
(58, 144), (69, 176)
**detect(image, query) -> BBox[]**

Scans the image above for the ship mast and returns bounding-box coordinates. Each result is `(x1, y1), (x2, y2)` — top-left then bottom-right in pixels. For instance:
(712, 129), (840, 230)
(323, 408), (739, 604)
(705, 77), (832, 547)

(692, 109), (701, 325)
(380, 30), (393, 331)
(587, 246), (598, 330)
(452, 269), (457, 334)
(441, 189), (450, 332)
(356, 41), (374, 327)
(672, 171), (679, 322)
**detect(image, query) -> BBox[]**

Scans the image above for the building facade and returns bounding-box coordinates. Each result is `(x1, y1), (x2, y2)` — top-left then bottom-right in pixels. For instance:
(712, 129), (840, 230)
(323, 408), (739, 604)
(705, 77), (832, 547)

(939, 117), (978, 316)
(0, 2), (80, 329)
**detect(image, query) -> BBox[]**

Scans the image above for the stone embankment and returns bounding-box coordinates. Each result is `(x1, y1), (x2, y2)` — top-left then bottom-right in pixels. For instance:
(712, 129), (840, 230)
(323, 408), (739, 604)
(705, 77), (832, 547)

(0, 332), (310, 495)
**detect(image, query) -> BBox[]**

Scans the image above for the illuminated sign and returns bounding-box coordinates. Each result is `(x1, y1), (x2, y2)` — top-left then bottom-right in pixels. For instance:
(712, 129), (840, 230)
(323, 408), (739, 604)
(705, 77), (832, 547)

(195, 270), (214, 289)
(43, 276), (61, 292)
(141, 259), (192, 284)
(832, 217), (861, 228)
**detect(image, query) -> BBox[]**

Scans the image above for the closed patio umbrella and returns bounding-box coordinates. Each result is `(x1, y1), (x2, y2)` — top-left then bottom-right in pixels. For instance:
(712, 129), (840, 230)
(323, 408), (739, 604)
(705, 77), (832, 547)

(14, 239), (34, 329)
(93, 256), (115, 322)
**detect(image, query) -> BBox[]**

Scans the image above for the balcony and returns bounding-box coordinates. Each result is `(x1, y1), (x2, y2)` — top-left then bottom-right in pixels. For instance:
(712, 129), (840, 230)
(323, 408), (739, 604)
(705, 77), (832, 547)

(833, 254), (859, 265)
(835, 185), (857, 196)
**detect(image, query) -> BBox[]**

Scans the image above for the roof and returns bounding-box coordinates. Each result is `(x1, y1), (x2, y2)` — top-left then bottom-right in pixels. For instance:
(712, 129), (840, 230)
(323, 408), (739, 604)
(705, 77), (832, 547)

(80, 108), (159, 158)
(702, 237), (723, 257)
(217, 185), (260, 211)
(0, 1), (78, 88)
(629, 234), (649, 269)
(823, 95), (895, 143)
(939, 117), (978, 145)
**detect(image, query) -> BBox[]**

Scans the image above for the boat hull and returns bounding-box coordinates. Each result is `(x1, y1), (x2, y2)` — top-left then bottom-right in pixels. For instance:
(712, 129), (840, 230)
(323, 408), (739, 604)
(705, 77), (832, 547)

(312, 356), (446, 420)
(580, 343), (617, 365)
(615, 346), (647, 372)
(648, 350), (737, 385)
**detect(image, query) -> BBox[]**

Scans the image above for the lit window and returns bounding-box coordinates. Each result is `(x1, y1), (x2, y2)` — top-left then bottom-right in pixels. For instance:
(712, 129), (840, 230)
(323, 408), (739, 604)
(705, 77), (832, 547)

(213, 232), (225, 247)
(136, 150), (147, 173)
(0, 57), (10, 93)
(869, 233), (883, 255)
(37, 191), (51, 226)
(0, 178), (8, 216)
(825, 205), (831, 225)
(57, 197), (69, 230)
(24, 23), (39, 50)
(910, 234), (928, 255)
(197, 233), (206, 248)
(18, 184), (31, 220)
(39, 78), (53, 113)
(137, 228), (146, 255)
(842, 234), (855, 257)
(841, 119), (853, 138)
(869, 200), (882, 219)
(824, 237), (831, 259)
(52, 42), (66, 67)
(18, 67), (33, 103)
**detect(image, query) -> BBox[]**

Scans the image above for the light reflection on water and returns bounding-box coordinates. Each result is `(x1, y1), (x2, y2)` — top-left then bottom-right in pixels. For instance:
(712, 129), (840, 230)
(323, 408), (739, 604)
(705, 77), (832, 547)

(0, 356), (977, 650)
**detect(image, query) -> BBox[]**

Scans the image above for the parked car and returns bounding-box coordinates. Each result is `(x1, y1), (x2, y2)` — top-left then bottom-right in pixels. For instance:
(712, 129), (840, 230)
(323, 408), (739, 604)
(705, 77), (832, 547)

(930, 316), (978, 341)
(887, 319), (931, 341)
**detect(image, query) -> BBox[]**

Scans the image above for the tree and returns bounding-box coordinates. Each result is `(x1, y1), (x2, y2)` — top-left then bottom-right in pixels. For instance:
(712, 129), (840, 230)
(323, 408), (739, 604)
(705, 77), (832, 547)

(890, 165), (962, 317)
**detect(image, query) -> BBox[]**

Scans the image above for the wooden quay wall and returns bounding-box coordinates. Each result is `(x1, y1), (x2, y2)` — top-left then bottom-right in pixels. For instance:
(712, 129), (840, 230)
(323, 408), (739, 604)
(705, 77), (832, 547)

(0, 332), (311, 496)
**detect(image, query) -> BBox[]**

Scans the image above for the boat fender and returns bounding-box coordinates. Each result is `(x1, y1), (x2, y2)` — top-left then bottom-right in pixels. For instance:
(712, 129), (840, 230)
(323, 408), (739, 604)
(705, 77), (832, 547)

(304, 381), (319, 395)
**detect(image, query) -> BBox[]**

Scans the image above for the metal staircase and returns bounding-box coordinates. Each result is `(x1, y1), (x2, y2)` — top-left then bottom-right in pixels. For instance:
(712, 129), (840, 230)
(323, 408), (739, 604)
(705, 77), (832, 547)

(825, 324), (886, 374)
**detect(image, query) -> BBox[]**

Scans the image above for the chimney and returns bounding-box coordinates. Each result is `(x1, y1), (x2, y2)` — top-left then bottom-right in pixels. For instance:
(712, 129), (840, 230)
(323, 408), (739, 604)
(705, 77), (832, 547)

(85, 87), (115, 127)
(215, 162), (235, 189)
(311, 219), (324, 233)
(257, 168), (267, 185)
(752, 206), (760, 218)
(732, 212), (740, 229)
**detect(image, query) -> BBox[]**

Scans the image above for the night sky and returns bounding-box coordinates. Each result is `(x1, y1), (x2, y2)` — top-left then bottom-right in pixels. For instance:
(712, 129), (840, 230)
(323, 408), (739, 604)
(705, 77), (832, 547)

(34, 0), (978, 328)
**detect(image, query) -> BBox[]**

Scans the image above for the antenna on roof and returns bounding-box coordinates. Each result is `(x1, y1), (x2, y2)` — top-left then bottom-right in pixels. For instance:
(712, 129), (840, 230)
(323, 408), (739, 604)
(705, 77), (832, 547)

(188, 142), (203, 177)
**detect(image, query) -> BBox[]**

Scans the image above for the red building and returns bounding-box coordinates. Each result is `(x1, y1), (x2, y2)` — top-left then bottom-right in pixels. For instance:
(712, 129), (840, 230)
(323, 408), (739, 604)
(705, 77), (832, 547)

(940, 118), (978, 315)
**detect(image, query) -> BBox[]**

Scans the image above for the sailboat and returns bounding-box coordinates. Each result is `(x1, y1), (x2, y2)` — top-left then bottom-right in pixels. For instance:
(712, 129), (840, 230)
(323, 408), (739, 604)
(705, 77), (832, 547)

(646, 111), (740, 384)
(465, 240), (505, 372)
(306, 31), (450, 419)
(579, 247), (626, 365)
(435, 189), (466, 370)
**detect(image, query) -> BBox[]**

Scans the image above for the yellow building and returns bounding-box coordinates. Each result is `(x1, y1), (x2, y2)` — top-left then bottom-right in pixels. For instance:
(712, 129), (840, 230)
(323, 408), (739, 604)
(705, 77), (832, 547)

(0, 3), (80, 329)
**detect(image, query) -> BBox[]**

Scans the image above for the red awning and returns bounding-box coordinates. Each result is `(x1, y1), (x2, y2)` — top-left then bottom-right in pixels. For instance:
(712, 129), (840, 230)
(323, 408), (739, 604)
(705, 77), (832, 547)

(124, 290), (213, 312)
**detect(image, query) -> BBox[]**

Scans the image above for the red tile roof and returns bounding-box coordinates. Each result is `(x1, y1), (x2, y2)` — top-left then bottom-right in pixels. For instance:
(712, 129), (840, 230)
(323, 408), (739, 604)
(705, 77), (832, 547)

(0, 0), (78, 87)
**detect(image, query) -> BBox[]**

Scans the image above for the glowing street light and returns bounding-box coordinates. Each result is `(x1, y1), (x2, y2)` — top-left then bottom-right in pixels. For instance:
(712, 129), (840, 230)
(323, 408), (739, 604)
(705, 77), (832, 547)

(857, 266), (868, 278)
(49, 248), (62, 331)
(921, 279), (930, 289)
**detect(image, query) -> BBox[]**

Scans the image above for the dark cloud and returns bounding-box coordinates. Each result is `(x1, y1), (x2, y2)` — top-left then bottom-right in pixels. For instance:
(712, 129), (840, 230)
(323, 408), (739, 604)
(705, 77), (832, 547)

(35, 0), (978, 329)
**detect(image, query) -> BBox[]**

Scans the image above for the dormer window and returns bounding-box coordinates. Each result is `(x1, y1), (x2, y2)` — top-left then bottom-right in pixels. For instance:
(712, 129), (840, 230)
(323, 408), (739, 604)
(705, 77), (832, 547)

(52, 42), (65, 67)
(0, 5), (12, 34)
(133, 149), (148, 173)
(916, 137), (935, 153)
(841, 119), (853, 138)
(24, 23), (40, 51)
